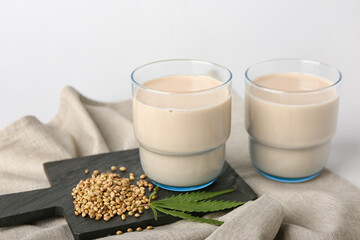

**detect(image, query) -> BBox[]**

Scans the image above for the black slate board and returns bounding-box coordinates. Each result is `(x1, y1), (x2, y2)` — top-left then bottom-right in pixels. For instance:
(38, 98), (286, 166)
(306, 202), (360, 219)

(0, 149), (257, 240)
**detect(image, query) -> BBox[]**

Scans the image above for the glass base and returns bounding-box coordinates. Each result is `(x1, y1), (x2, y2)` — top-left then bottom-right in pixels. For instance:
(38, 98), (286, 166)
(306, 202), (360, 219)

(255, 168), (321, 183)
(151, 179), (216, 192)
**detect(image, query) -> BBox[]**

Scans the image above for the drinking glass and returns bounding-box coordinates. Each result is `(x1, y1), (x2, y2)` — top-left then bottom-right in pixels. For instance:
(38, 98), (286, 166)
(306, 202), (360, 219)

(132, 59), (232, 191)
(245, 59), (342, 182)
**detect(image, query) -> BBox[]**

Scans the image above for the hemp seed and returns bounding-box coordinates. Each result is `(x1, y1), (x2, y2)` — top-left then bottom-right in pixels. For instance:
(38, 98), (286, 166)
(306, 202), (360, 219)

(129, 173), (135, 180)
(72, 168), (151, 222)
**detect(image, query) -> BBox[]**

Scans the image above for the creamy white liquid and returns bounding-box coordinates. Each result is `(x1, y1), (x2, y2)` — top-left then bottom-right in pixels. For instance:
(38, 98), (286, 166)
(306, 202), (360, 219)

(246, 73), (339, 178)
(133, 75), (231, 187)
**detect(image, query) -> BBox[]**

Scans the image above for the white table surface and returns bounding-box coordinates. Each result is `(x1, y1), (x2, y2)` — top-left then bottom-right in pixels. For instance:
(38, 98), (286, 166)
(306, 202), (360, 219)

(0, 0), (359, 188)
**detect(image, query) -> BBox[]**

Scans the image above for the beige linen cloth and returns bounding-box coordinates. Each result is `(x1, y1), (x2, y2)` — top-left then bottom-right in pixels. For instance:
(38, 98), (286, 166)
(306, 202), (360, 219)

(0, 86), (359, 240)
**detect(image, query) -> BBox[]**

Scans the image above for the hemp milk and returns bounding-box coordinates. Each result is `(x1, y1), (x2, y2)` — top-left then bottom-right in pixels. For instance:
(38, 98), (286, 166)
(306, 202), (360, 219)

(133, 75), (231, 187)
(246, 73), (339, 178)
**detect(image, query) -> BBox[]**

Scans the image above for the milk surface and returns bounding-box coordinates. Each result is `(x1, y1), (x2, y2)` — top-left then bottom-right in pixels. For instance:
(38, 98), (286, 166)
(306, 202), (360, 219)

(246, 73), (339, 178)
(133, 75), (231, 187)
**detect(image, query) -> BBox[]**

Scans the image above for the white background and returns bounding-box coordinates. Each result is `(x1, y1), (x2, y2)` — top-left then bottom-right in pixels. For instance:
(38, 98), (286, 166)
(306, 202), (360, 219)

(0, 0), (359, 187)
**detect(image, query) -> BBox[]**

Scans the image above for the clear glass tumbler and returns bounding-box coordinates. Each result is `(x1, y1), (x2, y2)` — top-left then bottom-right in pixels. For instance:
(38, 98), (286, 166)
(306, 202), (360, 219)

(131, 59), (232, 191)
(245, 59), (342, 183)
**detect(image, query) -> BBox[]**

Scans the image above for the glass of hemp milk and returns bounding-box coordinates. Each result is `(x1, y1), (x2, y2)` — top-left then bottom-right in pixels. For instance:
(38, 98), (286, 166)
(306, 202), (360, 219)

(131, 59), (232, 191)
(245, 59), (342, 182)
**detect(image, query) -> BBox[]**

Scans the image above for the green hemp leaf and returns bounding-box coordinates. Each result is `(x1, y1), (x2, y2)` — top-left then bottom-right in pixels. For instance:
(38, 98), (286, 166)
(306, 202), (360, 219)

(147, 187), (245, 226)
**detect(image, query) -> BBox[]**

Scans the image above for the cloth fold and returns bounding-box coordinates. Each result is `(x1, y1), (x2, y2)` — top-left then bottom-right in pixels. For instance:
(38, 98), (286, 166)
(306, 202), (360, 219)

(207, 195), (284, 240)
(0, 86), (359, 240)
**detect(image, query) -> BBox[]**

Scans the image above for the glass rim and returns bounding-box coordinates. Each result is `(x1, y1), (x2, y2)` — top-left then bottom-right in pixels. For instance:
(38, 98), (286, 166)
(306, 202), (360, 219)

(245, 58), (342, 95)
(131, 59), (232, 95)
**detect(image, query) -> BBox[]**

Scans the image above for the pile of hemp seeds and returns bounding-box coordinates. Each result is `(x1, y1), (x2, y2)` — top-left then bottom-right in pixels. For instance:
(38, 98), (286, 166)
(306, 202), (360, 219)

(71, 166), (156, 234)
